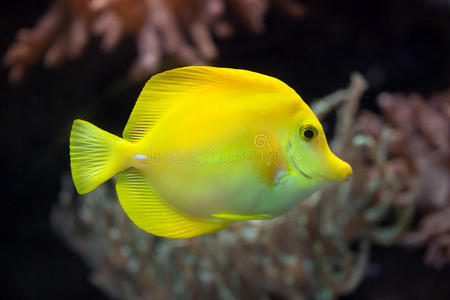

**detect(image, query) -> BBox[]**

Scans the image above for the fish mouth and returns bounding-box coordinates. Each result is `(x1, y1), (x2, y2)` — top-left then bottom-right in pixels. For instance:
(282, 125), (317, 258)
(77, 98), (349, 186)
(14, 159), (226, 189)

(290, 155), (312, 179)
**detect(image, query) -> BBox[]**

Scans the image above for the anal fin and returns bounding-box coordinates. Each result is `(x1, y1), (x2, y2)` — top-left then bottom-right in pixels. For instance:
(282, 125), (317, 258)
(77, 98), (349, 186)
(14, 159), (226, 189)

(116, 170), (230, 238)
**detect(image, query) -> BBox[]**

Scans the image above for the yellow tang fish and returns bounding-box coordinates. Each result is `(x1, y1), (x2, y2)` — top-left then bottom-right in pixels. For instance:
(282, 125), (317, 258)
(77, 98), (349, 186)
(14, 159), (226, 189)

(70, 66), (352, 238)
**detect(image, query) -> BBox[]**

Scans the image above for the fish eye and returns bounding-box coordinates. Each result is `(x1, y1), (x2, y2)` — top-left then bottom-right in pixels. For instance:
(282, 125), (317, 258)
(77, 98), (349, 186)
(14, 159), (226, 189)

(300, 125), (317, 141)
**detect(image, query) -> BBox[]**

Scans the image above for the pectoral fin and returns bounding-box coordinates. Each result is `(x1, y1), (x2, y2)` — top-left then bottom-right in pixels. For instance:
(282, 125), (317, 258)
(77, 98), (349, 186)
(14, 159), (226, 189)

(256, 128), (290, 185)
(212, 213), (273, 221)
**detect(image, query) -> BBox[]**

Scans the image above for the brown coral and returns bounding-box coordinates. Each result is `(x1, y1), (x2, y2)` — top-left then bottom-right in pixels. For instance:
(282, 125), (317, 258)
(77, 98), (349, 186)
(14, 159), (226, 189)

(357, 90), (450, 268)
(3, 0), (306, 84)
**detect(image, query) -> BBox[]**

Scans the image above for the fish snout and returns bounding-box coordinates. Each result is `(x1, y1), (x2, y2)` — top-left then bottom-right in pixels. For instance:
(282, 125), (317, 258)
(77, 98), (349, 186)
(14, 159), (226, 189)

(321, 153), (353, 182)
(339, 161), (353, 181)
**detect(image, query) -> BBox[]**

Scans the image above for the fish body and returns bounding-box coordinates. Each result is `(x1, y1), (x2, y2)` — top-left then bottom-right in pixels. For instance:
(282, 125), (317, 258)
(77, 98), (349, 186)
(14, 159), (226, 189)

(70, 67), (352, 238)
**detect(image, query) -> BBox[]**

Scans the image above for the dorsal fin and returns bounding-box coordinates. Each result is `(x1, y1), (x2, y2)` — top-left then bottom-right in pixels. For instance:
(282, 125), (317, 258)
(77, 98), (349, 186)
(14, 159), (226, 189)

(122, 66), (299, 142)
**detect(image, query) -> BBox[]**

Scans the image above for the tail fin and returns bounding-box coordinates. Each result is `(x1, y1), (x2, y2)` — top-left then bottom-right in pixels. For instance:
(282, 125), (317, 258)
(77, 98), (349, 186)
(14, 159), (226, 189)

(70, 119), (131, 194)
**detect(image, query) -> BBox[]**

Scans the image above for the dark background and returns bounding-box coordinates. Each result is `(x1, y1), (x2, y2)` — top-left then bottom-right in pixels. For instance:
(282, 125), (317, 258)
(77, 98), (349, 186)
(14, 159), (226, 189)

(2, 0), (450, 299)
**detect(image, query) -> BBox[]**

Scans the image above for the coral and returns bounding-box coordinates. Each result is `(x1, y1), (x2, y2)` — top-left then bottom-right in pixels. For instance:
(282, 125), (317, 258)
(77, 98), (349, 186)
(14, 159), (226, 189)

(52, 73), (422, 299)
(357, 91), (450, 268)
(3, 0), (305, 84)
